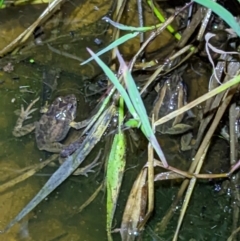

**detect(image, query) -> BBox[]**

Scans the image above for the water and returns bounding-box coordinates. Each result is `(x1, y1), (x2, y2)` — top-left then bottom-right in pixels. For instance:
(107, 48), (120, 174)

(0, 1), (111, 240)
(0, 1), (235, 241)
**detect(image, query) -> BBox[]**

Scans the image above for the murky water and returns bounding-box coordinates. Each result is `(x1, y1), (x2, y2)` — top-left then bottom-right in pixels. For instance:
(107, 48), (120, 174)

(0, 1), (235, 241)
(0, 1), (113, 240)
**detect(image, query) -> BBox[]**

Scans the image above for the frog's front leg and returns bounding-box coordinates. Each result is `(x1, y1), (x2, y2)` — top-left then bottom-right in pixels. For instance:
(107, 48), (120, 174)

(13, 97), (39, 137)
(40, 101), (50, 114)
(70, 117), (92, 130)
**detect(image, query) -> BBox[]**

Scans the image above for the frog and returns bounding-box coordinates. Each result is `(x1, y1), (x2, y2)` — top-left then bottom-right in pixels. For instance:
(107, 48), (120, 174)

(12, 94), (100, 176)
(180, 57), (211, 151)
(13, 94), (89, 153)
(152, 73), (192, 135)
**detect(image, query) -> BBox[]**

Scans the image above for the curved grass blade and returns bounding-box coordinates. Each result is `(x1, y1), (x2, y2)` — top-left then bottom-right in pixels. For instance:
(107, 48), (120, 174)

(102, 16), (162, 32)
(116, 51), (168, 168)
(2, 105), (115, 232)
(106, 98), (126, 241)
(193, 0), (240, 36)
(81, 32), (139, 65)
(86, 48), (139, 121)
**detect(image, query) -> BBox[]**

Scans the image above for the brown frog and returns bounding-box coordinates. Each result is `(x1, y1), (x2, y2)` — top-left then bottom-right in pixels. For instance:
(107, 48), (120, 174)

(152, 73), (192, 135)
(13, 94), (100, 176)
(13, 94), (88, 153)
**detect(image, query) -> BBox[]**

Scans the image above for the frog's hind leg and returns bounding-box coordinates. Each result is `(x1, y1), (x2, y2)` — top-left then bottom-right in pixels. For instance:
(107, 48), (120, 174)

(72, 148), (102, 176)
(13, 97), (39, 137)
(13, 123), (36, 137)
(36, 141), (64, 153)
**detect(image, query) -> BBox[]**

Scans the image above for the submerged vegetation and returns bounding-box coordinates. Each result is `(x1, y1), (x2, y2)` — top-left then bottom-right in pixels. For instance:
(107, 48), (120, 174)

(1, 0), (240, 240)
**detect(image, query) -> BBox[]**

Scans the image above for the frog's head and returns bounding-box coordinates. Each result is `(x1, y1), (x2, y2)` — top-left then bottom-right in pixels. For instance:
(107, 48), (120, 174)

(54, 94), (77, 121)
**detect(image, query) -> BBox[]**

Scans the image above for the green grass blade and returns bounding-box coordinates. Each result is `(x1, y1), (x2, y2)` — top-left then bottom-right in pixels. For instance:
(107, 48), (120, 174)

(0, 0), (4, 8)
(194, 0), (240, 36)
(86, 48), (139, 120)
(147, 0), (181, 40)
(116, 51), (168, 167)
(106, 98), (126, 241)
(81, 32), (139, 65)
(102, 16), (162, 32)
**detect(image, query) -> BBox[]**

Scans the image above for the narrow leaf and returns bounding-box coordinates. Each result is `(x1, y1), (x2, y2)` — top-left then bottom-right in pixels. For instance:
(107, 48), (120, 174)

(106, 99), (126, 241)
(81, 32), (139, 65)
(116, 51), (168, 167)
(120, 168), (148, 240)
(102, 16), (162, 32)
(86, 48), (139, 120)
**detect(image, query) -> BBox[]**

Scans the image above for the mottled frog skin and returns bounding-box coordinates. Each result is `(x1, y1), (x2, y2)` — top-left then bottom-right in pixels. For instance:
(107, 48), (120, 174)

(36, 94), (77, 152)
(13, 94), (84, 153)
(152, 73), (191, 134)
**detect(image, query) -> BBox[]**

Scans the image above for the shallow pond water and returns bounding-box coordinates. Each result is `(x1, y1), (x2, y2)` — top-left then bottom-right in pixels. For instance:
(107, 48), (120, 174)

(0, 1), (113, 240)
(0, 1), (236, 241)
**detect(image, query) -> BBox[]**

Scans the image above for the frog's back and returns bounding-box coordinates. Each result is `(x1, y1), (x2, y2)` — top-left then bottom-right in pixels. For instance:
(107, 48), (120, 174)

(35, 94), (77, 150)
